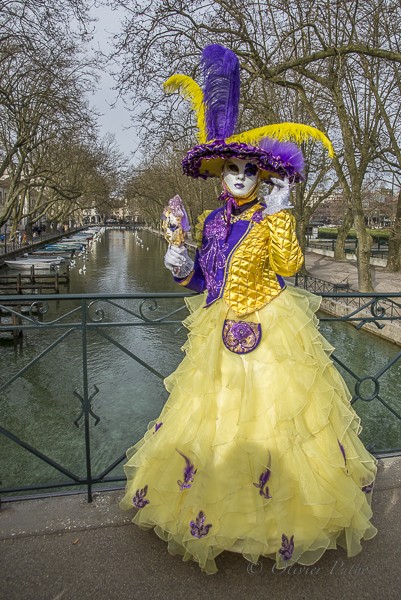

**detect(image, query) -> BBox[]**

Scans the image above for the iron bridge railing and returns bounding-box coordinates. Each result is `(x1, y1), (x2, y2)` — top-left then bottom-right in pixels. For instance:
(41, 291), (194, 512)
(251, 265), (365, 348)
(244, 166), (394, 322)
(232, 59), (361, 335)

(0, 289), (400, 504)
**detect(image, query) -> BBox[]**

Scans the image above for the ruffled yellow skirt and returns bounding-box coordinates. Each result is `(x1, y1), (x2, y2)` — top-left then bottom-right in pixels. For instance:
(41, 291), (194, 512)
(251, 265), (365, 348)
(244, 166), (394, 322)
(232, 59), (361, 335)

(120, 286), (377, 574)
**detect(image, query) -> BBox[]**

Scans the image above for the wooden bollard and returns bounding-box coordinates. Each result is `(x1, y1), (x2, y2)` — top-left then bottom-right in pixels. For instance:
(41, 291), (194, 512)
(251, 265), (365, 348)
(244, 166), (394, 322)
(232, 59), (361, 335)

(55, 272), (59, 293)
(12, 306), (23, 347)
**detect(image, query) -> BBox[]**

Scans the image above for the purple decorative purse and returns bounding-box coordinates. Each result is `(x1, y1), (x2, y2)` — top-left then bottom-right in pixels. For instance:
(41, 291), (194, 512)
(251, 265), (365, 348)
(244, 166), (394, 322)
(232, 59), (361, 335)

(222, 320), (262, 354)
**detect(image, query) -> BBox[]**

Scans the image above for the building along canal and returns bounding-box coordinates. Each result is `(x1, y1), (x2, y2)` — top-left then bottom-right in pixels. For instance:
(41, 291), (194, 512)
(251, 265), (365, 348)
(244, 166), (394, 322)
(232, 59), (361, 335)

(0, 228), (400, 499)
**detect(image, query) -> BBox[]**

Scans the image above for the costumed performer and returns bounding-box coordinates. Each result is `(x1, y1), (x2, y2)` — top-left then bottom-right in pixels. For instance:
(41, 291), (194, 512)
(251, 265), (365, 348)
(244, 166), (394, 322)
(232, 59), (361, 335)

(120, 44), (377, 574)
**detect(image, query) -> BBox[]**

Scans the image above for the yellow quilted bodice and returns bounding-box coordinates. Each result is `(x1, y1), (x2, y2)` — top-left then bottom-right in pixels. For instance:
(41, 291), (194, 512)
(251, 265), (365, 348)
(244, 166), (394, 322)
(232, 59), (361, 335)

(223, 210), (304, 316)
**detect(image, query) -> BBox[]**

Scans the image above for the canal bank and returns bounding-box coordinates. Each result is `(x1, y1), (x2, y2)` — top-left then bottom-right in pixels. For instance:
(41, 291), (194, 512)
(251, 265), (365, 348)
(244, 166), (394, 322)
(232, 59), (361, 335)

(0, 227), (87, 266)
(0, 455), (400, 600)
(303, 251), (401, 346)
(304, 250), (401, 293)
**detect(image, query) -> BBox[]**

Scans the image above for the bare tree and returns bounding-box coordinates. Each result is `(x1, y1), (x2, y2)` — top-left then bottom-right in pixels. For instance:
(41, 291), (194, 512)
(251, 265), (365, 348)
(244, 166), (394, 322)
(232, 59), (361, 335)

(124, 142), (218, 231)
(110, 0), (401, 290)
(0, 0), (98, 230)
(359, 38), (401, 271)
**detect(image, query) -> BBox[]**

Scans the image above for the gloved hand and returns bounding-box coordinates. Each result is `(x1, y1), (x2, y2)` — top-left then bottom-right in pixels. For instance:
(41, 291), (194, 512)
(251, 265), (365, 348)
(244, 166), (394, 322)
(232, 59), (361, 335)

(261, 177), (293, 216)
(164, 244), (194, 278)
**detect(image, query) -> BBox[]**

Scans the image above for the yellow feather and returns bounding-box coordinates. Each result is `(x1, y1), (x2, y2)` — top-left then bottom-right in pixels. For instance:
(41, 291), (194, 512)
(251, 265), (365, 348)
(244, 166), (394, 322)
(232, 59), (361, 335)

(227, 122), (335, 157)
(163, 75), (207, 143)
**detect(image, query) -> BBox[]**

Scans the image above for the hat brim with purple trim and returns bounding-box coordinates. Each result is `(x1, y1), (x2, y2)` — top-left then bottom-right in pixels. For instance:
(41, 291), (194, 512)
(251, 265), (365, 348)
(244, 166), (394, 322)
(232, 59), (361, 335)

(182, 140), (304, 183)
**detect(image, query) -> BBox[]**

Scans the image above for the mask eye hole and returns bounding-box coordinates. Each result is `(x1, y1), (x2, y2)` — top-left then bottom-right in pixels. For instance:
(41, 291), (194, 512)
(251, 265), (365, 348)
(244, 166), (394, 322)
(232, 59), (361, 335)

(244, 163), (258, 177)
(227, 163), (239, 174)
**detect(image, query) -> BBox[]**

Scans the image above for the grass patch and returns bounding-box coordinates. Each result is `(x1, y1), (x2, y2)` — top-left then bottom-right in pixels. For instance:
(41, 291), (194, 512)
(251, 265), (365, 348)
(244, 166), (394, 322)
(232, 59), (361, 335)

(318, 227), (391, 239)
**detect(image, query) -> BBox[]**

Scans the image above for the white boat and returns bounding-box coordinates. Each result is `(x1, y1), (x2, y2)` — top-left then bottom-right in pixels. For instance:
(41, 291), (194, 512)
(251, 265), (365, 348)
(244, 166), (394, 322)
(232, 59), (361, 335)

(29, 250), (75, 258)
(24, 253), (69, 262)
(4, 258), (63, 270)
(44, 242), (85, 251)
(61, 236), (91, 244)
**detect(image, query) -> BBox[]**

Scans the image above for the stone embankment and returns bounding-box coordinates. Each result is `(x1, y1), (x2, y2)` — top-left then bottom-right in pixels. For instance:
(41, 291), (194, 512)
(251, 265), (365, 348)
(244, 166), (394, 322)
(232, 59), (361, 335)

(303, 251), (401, 346)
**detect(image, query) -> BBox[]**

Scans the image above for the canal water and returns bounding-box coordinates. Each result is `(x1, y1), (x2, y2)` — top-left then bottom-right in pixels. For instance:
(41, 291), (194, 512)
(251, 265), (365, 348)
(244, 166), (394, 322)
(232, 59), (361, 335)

(1, 229), (400, 496)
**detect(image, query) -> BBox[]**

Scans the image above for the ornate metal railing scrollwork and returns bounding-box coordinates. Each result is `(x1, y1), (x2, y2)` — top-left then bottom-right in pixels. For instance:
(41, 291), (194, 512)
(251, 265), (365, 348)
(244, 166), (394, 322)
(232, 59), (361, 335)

(29, 301), (49, 319)
(87, 300), (106, 323)
(354, 376), (381, 402)
(138, 298), (188, 323)
(0, 289), (400, 504)
(139, 298), (158, 321)
(73, 385), (101, 428)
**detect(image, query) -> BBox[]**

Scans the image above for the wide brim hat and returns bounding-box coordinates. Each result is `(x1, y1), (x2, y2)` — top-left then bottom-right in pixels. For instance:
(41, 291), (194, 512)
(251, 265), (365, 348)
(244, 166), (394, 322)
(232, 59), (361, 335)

(182, 138), (305, 182)
(164, 45), (334, 182)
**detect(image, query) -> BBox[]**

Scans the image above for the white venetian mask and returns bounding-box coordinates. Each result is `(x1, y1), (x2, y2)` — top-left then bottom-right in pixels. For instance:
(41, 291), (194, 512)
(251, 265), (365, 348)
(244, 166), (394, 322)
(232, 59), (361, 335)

(222, 158), (260, 198)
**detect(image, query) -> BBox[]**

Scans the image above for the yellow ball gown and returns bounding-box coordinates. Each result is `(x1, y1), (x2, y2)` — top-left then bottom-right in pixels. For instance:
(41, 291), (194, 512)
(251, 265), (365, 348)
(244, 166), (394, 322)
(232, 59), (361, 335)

(120, 206), (377, 574)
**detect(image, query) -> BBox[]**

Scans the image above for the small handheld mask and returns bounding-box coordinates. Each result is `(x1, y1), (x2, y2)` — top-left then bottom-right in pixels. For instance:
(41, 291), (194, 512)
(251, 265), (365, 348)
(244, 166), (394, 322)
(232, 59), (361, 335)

(161, 195), (191, 246)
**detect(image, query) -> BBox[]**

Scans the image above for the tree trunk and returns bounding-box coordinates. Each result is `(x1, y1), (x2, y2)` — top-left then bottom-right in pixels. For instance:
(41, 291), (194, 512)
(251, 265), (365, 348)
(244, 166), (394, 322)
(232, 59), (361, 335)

(294, 194), (312, 274)
(386, 229), (401, 272)
(334, 208), (353, 260)
(353, 210), (373, 291)
(295, 215), (307, 255)
(386, 190), (401, 272)
(25, 216), (33, 239)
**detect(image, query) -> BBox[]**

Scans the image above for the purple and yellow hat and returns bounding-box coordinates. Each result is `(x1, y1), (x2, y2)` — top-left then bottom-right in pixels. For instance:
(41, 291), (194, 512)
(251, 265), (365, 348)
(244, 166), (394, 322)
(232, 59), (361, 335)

(164, 45), (334, 183)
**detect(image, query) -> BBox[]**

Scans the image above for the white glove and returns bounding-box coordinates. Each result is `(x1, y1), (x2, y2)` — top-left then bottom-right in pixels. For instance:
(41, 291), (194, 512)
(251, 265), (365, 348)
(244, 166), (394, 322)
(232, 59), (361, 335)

(164, 245), (194, 278)
(261, 177), (293, 216)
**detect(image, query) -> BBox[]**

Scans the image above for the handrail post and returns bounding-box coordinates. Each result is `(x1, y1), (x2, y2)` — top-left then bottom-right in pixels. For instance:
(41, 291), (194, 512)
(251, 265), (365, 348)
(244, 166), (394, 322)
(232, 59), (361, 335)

(81, 299), (93, 502)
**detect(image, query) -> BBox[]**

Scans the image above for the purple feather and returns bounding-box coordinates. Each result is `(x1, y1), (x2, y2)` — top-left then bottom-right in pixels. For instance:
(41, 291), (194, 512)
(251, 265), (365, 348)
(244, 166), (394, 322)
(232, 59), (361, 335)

(201, 44), (240, 141)
(259, 138), (304, 174)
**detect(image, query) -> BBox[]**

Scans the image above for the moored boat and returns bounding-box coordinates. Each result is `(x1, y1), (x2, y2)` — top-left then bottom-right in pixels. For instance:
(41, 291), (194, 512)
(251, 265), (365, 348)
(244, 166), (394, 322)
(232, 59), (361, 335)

(44, 242), (85, 251)
(24, 253), (69, 262)
(4, 257), (65, 270)
(28, 250), (75, 259)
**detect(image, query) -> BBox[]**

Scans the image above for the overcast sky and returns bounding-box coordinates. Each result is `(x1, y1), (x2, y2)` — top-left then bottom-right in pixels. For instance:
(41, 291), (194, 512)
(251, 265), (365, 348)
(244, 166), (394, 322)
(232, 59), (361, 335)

(89, 4), (139, 163)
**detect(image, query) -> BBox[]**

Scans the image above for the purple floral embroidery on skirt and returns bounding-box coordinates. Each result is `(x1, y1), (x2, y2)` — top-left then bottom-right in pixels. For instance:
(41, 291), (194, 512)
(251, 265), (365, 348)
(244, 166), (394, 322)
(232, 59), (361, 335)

(176, 449), (197, 490)
(362, 482), (374, 493)
(190, 511), (212, 538)
(222, 320), (262, 354)
(253, 468), (272, 499)
(133, 485), (150, 508)
(279, 534), (294, 560)
(153, 422), (163, 434)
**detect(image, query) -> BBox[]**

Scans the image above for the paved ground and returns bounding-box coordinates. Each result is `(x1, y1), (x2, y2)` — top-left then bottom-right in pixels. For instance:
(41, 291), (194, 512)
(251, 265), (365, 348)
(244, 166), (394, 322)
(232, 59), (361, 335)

(304, 250), (401, 292)
(0, 457), (400, 600)
(1, 250), (400, 600)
